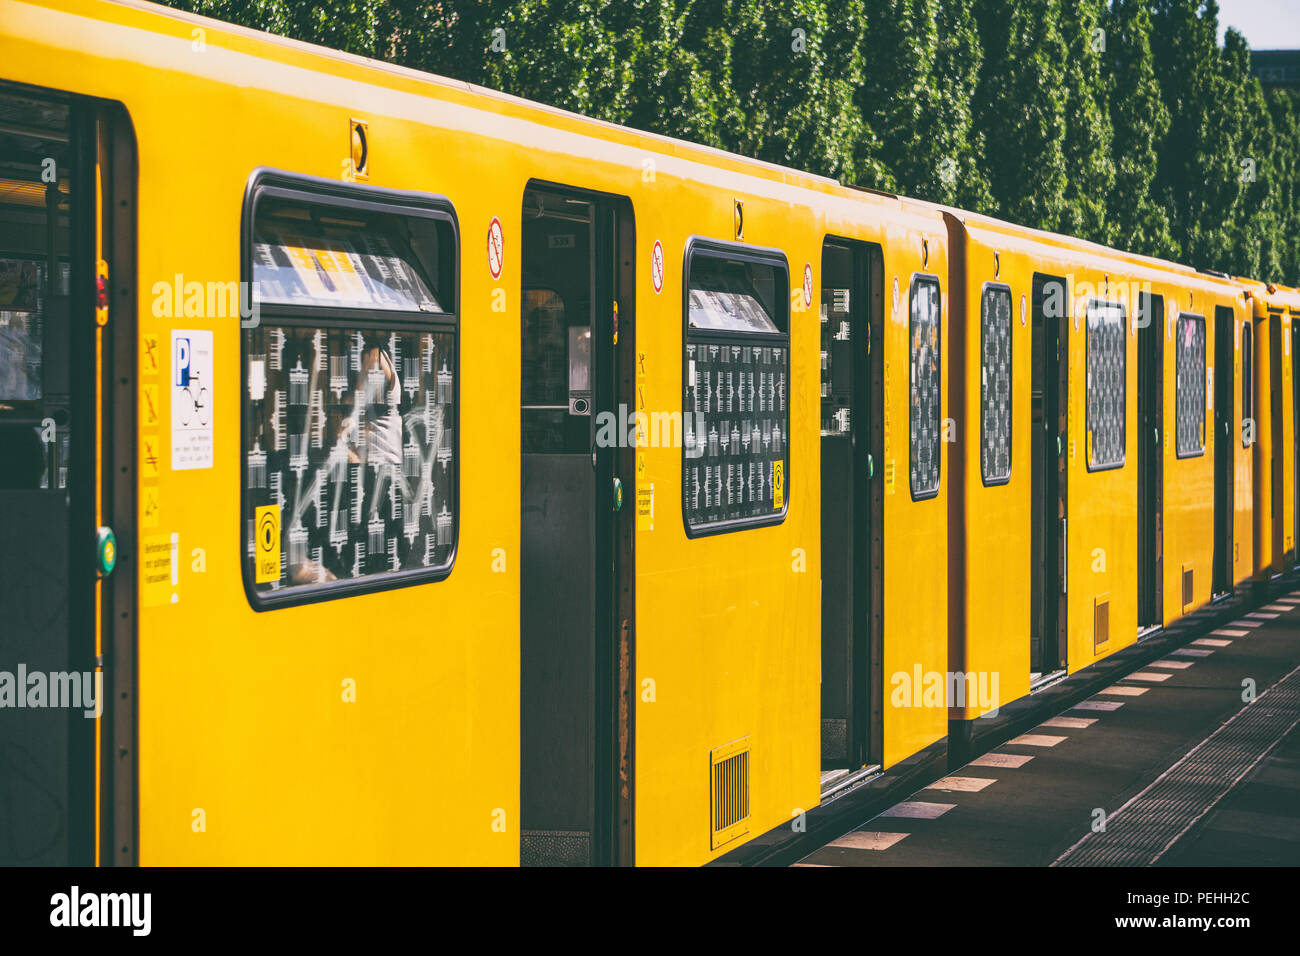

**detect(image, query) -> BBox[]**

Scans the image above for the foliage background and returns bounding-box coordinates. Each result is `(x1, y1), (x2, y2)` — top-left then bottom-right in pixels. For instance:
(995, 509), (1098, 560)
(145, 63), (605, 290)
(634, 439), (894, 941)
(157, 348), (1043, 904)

(161, 0), (1300, 283)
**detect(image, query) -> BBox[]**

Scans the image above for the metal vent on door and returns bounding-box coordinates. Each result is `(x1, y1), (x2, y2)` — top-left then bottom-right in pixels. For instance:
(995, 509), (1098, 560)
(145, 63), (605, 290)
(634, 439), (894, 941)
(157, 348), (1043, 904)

(1182, 564), (1194, 609)
(1093, 595), (1109, 651)
(710, 737), (751, 850)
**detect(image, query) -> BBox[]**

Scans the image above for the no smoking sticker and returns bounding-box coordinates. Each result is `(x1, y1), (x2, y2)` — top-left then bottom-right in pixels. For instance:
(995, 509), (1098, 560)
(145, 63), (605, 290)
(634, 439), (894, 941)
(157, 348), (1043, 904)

(651, 240), (664, 295)
(487, 216), (504, 280)
(803, 263), (813, 307)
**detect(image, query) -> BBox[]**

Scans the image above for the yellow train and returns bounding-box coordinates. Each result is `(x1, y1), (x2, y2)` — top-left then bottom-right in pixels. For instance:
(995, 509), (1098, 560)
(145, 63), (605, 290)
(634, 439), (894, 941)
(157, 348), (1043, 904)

(0, 0), (1295, 867)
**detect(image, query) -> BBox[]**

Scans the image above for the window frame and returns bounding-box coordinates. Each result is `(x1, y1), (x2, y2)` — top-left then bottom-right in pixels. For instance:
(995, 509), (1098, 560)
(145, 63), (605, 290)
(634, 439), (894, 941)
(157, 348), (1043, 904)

(1084, 297), (1128, 473)
(1174, 312), (1207, 460)
(909, 272), (943, 501)
(239, 168), (461, 612)
(979, 281), (1013, 487)
(680, 236), (791, 538)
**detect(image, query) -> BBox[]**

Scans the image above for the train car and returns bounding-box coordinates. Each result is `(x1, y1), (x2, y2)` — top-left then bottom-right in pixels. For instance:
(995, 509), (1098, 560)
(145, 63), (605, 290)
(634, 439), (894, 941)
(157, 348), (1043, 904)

(0, 0), (962, 867)
(940, 208), (1255, 737)
(3, 0), (1297, 870)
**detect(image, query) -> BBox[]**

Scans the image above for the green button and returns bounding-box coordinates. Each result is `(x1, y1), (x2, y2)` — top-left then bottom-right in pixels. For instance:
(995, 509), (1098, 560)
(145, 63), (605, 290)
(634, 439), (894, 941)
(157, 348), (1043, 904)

(612, 477), (623, 512)
(97, 526), (116, 577)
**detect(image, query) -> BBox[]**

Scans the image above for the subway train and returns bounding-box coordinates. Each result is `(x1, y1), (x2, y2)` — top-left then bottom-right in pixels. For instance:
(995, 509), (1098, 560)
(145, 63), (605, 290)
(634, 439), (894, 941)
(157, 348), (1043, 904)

(1, 0), (1296, 867)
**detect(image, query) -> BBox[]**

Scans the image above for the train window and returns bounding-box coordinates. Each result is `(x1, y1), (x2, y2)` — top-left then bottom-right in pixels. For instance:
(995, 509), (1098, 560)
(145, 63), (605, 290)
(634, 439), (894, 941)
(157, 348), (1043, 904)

(682, 239), (790, 536)
(1241, 322), (1253, 446)
(980, 283), (1012, 485)
(241, 172), (458, 608)
(0, 95), (75, 491)
(910, 275), (942, 499)
(1085, 299), (1126, 471)
(1175, 313), (1207, 458)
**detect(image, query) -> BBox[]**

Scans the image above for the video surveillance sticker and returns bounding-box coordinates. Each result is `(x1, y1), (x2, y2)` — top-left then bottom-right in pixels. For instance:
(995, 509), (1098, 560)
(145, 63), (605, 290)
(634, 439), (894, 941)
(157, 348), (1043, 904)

(172, 329), (213, 469)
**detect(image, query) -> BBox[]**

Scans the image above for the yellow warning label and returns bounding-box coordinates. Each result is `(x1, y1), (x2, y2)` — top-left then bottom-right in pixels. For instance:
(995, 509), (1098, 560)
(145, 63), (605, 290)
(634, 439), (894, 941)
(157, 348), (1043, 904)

(773, 461), (785, 509)
(255, 504), (282, 584)
(142, 486), (161, 528)
(140, 433), (161, 477)
(141, 333), (160, 376)
(141, 384), (160, 427)
(141, 532), (177, 607)
(637, 483), (654, 531)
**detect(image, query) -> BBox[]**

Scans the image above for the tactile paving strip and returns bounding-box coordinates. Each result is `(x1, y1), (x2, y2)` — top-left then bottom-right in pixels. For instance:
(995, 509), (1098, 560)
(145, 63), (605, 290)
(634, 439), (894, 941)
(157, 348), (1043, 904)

(1054, 662), (1300, 866)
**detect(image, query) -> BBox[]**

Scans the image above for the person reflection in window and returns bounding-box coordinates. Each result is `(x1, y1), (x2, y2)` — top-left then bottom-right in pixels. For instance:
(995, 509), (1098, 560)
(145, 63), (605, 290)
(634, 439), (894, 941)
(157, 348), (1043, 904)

(286, 338), (404, 586)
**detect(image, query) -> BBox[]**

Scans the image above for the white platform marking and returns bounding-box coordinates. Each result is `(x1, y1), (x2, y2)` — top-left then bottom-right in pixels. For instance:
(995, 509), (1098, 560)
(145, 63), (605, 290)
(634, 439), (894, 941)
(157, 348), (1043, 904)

(1170, 648), (1214, 658)
(1150, 659), (1193, 670)
(879, 801), (955, 819)
(1074, 700), (1125, 711)
(926, 776), (996, 793)
(1042, 716), (1097, 729)
(828, 830), (909, 851)
(1247, 611), (1280, 620)
(1212, 628), (1250, 637)
(1262, 603), (1293, 612)
(1100, 685), (1149, 696)
(1193, 637), (1232, 647)
(970, 752), (1036, 768)
(1010, 733), (1068, 747)
(1126, 671), (1172, 682)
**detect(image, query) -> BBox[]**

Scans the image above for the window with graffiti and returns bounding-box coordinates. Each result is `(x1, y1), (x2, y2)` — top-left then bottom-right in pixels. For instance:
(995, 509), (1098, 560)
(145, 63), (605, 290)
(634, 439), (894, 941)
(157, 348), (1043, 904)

(242, 178), (457, 605)
(682, 241), (789, 536)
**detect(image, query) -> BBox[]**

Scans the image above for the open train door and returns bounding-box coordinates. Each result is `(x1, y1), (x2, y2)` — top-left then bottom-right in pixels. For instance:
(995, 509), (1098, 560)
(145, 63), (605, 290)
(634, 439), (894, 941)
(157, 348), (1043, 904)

(1137, 293), (1164, 628)
(0, 86), (136, 866)
(519, 184), (635, 865)
(818, 237), (883, 782)
(1030, 274), (1068, 679)
(1213, 306), (1235, 595)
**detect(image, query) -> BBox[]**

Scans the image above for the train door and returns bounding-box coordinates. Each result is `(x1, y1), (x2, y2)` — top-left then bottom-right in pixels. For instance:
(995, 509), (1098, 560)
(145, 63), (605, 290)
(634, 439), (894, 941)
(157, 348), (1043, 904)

(520, 184), (634, 865)
(1213, 305), (1235, 594)
(0, 87), (133, 866)
(1137, 293), (1163, 628)
(1030, 273), (1068, 679)
(818, 238), (883, 778)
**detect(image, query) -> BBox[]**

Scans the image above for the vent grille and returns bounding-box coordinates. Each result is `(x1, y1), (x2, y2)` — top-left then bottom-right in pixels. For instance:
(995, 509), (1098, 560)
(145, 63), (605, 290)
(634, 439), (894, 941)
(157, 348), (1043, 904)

(710, 737), (751, 849)
(1094, 595), (1110, 650)
(1182, 565), (1194, 608)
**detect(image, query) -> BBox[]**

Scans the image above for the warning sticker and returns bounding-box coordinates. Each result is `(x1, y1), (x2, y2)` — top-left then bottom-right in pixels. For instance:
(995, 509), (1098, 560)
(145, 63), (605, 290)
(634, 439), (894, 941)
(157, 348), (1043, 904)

(140, 433), (162, 477)
(171, 330), (212, 470)
(141, 333), (160, 376)
(142, 486), (161, 528)
(141, 384), (160, 428)
(803, 263), (813, 308)
(488, 216), (504, 280)
(637, 483), (654, 531)
(255, 504), (282, 584)
(142, 532), (178, 607)
(773, 461), (785, 509)
(651, 240), (664, 294)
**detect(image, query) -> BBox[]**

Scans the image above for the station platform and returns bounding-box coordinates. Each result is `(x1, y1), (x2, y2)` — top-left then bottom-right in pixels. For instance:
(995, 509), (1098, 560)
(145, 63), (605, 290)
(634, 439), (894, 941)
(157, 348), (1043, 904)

(793, 593), (1300, 867)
